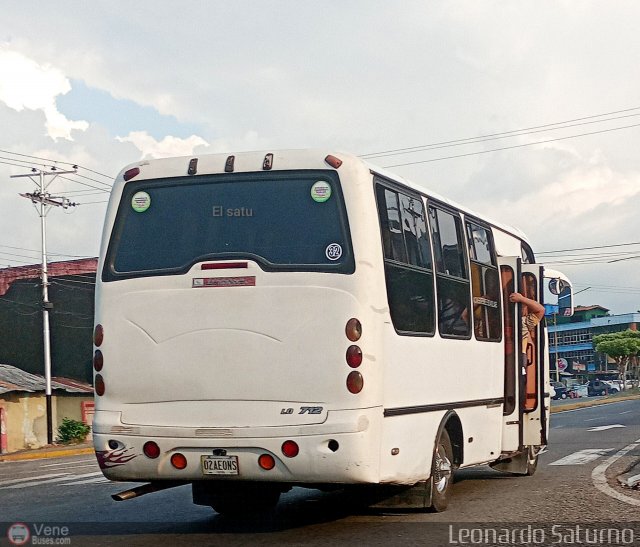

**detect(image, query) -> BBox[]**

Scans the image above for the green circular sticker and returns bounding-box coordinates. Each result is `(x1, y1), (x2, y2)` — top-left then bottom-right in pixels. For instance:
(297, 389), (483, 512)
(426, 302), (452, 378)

(311, 181), (332, 203)
(131, 191), (151, 213)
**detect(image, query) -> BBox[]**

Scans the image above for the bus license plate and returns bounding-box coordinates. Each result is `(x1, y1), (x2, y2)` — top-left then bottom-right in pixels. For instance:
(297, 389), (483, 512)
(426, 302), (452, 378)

(201, 455), (239, 475)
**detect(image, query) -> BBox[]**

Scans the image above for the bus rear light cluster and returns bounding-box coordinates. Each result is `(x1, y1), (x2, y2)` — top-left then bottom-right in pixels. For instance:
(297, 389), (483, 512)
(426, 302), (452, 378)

(170, 453), (188, 470)
(281, 440), (299, 458)
(94, 324), (105, 396)
(258, 454), (276, 470)
(143, 441), (160, 459)
(345, 319), (364, 393)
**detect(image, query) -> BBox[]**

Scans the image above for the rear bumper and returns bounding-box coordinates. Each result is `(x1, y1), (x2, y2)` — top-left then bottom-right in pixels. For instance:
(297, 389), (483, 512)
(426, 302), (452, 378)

(93, 407), (382, 484)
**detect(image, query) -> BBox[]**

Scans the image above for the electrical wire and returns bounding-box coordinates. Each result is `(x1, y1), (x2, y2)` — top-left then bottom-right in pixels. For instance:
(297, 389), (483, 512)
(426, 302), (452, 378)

(361, 108), (640, 159)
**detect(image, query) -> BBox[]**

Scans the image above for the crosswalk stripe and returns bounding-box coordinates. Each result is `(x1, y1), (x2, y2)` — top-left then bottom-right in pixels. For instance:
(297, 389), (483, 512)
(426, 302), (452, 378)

(0, 473), (69, 487)
(64, 476), (110, 485)
(40, 459), (96, 468)
(2, 471), (104, 489)
(549, 448), (615, 466)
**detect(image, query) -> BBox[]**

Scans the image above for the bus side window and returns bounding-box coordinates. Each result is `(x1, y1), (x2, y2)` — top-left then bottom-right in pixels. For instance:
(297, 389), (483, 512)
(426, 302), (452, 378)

(375, 182), (435, 335)
(466, 221), (501, 342)
(429, 206), (471, 338)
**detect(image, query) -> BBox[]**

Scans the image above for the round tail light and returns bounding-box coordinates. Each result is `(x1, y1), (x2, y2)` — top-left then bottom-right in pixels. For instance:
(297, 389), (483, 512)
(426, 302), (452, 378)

(281, 440), (299, 458)
(346, 345), (363, 368)
(258, 454), (276, 470)
(143, 441), (160, 459)
(346, 371), (364, 394)
(94, 374), (105, 396)
(345, 318), (362, 342)
(93, 350), (103, 372)
(170, 453), (187, 469)
(93, 324), (104, 347)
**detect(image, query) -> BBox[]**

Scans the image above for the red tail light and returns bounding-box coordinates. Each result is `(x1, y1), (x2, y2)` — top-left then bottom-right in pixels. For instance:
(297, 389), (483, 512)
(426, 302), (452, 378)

(94, 374), (105, 396)
(346, 345), (362, 368)
(93, 350), (103, 372)
(258, 454), (276, 470)
(345, 318), (362, 342)
(143, 441), (160, 459)
(170, 453), (187, 469)
(93, 324), (104, 347)
(123, 167), (140, 181)
(324, 155), (343, 169)
(346, 371), (364, 394)
(281, 440), (299, 458)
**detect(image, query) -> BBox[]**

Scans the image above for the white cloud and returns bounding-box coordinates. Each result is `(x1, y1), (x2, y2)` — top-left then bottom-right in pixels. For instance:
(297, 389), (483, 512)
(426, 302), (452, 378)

(0, 47), (88, 141)
(116, 131), (209, 159)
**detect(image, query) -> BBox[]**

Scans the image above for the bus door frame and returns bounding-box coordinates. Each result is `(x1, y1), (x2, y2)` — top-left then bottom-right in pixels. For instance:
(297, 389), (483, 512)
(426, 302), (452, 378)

(519, 262), (548, 448)
(497, 257), (548, 455)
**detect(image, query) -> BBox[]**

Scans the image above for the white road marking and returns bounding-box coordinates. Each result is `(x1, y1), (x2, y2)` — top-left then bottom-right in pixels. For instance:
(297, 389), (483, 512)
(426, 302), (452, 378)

(549, 448), (615, 466)
(64, 476), (111, 485)
(1, 471), (103, 489)
(588, 424), (626, 432)
(40, 459), (95, 468)
(0, 473), (69, 487)
(592, 438), (640, 507)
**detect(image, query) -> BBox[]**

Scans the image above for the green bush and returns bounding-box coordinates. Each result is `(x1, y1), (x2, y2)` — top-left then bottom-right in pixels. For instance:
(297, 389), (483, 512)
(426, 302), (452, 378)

(57, 417), (91, 444)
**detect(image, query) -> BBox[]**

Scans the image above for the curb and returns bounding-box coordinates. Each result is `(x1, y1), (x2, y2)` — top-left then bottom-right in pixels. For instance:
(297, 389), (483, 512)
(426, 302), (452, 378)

(550, 393), (640, 413)
(0, 445), (94, 463)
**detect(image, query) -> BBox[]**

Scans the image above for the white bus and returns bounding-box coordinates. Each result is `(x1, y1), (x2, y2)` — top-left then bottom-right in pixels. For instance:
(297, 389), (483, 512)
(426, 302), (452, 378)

(93, 150), (573, 514)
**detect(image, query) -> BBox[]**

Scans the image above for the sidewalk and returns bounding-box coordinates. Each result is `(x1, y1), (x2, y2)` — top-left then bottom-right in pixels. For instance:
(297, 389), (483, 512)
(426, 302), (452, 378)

(0, 441), (94, 462)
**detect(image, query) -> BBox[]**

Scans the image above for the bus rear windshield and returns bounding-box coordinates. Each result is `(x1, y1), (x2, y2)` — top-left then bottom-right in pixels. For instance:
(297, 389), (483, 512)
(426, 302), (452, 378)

(103, 171), (354, 280)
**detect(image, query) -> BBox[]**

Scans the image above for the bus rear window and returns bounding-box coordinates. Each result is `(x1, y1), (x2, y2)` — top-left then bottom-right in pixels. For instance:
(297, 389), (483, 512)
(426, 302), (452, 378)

(103, 171), (353, 280)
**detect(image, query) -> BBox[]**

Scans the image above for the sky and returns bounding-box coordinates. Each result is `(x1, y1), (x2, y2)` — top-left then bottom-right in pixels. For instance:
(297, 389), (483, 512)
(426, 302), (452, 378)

(1, 1), (640, 314)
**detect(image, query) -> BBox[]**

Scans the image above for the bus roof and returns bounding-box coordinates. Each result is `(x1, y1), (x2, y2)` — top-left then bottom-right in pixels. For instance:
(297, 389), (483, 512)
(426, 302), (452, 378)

(115, 148), (530, 246)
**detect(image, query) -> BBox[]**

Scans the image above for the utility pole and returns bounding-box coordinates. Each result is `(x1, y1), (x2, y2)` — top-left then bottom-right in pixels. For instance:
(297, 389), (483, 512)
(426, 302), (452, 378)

(12, 167), (77, 444)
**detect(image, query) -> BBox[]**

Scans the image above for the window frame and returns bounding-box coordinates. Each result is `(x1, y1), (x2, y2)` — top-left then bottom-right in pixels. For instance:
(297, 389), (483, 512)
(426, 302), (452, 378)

(374, 177), (436, 337)
(427, 201), (472, 340)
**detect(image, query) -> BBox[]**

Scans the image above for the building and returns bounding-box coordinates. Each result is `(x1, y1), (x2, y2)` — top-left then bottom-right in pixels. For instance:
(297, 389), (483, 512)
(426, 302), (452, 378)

(0, 259), (97, 383)
(548, 305), (640, 382)
(0, 364), (93, 453)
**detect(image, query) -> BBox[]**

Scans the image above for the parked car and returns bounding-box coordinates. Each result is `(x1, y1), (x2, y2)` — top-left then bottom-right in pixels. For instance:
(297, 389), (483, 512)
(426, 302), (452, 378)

(587, 380), (618, 397)
(551, 381), (569, 400)
(568, 384), (588, 398)
(604, 380), (624, 391)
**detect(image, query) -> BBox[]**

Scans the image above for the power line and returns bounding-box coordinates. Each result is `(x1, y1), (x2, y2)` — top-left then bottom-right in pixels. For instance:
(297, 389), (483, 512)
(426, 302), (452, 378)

(381, 122), (640, 168)
(537, 241), (640, 255)
(0, 148), (114, 179)
(361, 108), (640, 159)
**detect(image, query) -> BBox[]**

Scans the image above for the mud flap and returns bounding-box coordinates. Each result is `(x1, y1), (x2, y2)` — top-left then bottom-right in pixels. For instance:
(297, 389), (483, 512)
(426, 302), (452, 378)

(489, 452), (529, 475)
(356, 480), (433, 510)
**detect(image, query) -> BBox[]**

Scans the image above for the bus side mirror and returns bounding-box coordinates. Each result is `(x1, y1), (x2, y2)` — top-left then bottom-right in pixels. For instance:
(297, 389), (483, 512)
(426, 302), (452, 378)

(544, 276), (574, 317)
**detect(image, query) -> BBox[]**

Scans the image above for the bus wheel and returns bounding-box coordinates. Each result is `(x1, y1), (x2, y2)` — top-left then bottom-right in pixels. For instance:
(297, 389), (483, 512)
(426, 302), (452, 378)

(525, 447), (538, 476)
(209, 483), (281, 516)
(429, 429), (454, 512)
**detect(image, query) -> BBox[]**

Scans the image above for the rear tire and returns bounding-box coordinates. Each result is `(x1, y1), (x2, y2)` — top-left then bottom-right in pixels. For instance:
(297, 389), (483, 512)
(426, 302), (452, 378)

(428, 429), (454, 512)
(525, 446), (539, 476)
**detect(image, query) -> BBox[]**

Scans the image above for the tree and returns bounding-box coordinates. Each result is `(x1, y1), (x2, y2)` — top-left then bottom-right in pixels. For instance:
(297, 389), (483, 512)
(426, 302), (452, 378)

(593, 330), (640, 389)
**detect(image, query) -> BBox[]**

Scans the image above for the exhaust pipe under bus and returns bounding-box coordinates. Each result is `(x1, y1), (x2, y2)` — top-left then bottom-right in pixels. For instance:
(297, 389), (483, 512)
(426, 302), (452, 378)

(111, 481), (188, 501)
